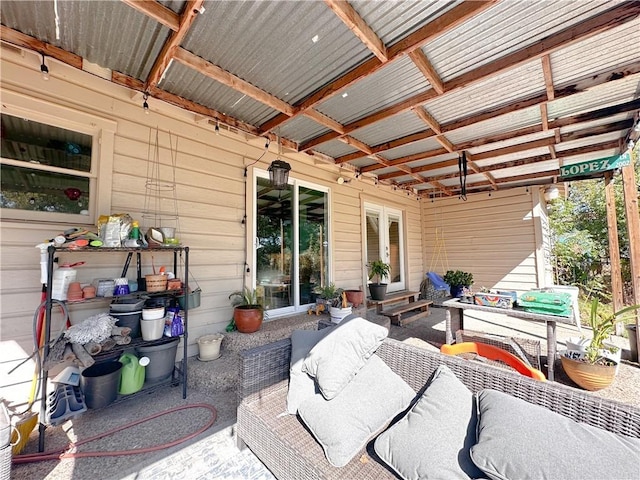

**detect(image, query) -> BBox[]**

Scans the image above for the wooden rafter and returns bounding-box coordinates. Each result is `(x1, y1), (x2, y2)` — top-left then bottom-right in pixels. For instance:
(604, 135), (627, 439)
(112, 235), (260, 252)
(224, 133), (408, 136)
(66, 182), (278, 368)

(121, 0), (180, 31)
(408, 50), (445, 95)
(324, 0), (388, 62)
(0, 25), (82, 69)
(144, 0), (204, 91)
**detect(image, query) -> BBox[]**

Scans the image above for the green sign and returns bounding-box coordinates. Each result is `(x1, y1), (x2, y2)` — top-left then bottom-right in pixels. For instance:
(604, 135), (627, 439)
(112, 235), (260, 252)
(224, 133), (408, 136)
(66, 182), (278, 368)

(560, 152), (630, 178)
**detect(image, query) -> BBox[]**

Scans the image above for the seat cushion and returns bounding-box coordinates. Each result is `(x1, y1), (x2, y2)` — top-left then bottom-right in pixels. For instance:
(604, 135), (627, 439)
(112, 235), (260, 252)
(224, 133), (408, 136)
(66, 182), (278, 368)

(374, 365), (484, 480)
(302, 316), (388, 400)
(287, 328), (332, 414)
(298, 354), (415, 468)
(471, 389), (640, 480)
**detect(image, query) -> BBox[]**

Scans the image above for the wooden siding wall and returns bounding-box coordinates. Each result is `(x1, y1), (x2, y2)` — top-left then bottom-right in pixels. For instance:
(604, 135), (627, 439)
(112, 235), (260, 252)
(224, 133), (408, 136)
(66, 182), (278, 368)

(421, 188), (544, 293)
(0, 47), (425, 358)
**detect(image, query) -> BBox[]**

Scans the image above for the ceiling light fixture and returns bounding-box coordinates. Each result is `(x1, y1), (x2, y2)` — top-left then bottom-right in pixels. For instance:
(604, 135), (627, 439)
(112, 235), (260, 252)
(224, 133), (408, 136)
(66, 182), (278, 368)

(40, 54), (49, 80)
(342, 92), (348, 98)
(142, 93), (149, 114)
(268, 136), (291, 190)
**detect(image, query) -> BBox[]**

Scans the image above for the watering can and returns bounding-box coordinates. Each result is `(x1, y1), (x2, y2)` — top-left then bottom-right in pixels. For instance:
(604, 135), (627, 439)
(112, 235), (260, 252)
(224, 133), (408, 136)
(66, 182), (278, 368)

(118, 353), (149, 395)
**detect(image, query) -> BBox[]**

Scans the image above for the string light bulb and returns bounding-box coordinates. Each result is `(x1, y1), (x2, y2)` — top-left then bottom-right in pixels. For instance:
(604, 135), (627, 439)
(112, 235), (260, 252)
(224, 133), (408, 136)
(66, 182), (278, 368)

(40, 54), (49, 80)
(142, 93), (149, 114)
(215, 120), (220, 135)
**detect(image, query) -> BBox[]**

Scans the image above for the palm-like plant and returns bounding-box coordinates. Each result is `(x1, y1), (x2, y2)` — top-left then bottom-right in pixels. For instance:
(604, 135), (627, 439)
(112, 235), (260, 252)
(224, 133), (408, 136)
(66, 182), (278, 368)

(584, 298), (639, 365)
(368, 259), (391, 284)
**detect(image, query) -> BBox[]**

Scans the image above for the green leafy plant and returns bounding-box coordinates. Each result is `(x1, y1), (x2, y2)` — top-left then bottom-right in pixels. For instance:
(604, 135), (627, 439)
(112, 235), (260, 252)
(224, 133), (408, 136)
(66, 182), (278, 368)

(229, 287), (263, 308)
(584, 298), (640, 365)
(313, 282), (342, 300)
(443, 270), (474, 288)
(368, 259), (391, 284)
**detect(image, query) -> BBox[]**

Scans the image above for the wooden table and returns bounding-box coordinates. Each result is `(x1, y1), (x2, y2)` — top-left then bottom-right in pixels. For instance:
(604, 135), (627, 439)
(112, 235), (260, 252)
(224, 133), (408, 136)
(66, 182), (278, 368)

(369, 291), (432, 326)
(442, 298), (574, 381)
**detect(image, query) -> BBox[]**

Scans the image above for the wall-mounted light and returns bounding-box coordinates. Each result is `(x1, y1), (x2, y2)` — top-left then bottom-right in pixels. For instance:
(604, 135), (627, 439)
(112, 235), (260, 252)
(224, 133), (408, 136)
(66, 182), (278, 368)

(544, 185), (560, 202)
(337, 176), (350, 185)
(40, 54), (49, 80)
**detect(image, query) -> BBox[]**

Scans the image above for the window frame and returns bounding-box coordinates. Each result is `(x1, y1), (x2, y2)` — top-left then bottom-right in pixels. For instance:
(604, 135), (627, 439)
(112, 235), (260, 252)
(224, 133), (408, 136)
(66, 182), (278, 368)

(0, 89), (116, 225)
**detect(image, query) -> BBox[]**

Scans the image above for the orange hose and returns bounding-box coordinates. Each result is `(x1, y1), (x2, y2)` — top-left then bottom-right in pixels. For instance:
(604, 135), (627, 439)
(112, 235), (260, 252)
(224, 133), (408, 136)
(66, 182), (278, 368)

(12, 403), (217, 464)
(441, 342), (546, 381)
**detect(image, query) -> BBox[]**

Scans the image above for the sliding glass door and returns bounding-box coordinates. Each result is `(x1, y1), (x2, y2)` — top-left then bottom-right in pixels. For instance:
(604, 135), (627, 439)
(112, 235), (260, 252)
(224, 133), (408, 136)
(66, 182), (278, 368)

(255, 175), (328, 314)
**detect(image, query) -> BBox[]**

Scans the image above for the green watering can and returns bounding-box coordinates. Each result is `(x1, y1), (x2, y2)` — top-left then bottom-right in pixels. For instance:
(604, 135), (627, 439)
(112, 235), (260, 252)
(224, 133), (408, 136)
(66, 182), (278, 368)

(118, 353), (149, 395)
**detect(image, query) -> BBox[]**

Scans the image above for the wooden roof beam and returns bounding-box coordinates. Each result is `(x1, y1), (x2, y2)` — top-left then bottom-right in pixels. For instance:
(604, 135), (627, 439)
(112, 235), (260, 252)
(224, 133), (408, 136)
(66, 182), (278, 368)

(408, 50), (445, 95)
(0, 25), (82, 69)
(260, 0), (494, 134)
(325, 0), (388, 62)
(121, 0), (180, 31)
(144, 0), (204, 91)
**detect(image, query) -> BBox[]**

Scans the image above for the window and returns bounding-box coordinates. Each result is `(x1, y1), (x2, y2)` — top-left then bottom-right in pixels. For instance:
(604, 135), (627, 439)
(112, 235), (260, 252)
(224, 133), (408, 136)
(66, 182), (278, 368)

(0, 90), (115, 224)
(254, 172), (329, 314)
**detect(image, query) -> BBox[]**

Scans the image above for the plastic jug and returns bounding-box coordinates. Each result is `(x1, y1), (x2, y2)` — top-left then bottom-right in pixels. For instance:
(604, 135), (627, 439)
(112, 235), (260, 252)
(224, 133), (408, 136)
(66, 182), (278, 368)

(118, 353), (149, 395)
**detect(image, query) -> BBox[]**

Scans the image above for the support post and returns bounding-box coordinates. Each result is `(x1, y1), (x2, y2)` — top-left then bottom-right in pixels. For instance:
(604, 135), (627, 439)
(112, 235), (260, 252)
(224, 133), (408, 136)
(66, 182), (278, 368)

(621, 150), (640, 359)
(604, 172), (624, 314)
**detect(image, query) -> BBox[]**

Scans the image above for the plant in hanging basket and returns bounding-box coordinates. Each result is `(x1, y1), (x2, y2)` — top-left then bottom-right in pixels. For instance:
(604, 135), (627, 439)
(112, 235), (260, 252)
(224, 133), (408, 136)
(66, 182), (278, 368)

(561, 298), (640, 391)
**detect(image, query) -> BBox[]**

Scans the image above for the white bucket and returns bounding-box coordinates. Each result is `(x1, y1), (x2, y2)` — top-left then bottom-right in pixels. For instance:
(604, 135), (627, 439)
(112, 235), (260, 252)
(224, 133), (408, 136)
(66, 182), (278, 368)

(330, 306), (352, 324)
(140, 317), (165, 341)
(197, 333), (224, 361)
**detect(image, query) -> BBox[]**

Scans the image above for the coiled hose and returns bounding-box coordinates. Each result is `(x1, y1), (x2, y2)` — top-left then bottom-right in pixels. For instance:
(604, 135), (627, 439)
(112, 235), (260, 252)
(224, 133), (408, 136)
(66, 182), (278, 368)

(12, 403), (217, 464)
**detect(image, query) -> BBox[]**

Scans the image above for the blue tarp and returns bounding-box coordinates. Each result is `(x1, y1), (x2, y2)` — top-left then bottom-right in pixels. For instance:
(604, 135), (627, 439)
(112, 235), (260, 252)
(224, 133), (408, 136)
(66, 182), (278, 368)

(427, 271), (449, 291)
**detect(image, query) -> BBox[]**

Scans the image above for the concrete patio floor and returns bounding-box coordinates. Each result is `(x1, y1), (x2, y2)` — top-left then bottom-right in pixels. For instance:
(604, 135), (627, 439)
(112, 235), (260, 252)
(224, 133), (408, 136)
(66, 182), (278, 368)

(7, 304), (640, 479)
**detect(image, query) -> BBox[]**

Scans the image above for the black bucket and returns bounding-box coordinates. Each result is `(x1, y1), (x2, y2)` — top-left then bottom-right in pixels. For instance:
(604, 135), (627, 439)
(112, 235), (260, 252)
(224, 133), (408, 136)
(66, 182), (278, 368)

(110, 310), (142, 338)
(81, 361), (123, 409)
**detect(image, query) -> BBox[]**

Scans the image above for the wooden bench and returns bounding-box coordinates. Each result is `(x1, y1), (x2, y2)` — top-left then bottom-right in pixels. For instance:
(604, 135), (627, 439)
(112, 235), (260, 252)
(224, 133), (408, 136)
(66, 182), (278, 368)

(369, 291), (420, 314)
(380, 299), (432, 326)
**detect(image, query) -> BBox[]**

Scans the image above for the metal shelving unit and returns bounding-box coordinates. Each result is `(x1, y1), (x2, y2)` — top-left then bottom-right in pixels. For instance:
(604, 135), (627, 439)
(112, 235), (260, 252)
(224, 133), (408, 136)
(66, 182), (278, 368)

(38, 245), (189, 452)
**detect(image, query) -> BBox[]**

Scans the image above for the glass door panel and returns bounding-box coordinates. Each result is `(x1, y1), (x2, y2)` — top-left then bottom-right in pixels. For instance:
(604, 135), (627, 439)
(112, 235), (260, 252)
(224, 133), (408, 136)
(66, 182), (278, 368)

(298, 186), (328, 305)
(256, 178), (293, 310)
(365, 204), (405, 292)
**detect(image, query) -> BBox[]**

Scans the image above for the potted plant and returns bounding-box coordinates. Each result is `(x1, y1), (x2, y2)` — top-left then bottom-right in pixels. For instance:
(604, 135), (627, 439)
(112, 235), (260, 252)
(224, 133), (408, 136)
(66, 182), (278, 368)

(314, 283), (341, 310)
(561, 298), (640, 391)
(368, 259), (391, 301)
(229, 287), (264, 333)
(443, 270), (474, 298)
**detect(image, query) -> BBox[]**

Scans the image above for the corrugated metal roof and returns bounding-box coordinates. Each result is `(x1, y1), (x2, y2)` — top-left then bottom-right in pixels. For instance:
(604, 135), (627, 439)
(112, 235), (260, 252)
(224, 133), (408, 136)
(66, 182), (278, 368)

(1, 0), (636, 196)
(312, 140), (360, 159)
(349, 110), (428, 146)
(559, 112), (634, 135)
(551, 18), (640, 85)
(425, 61), (545, 125)
(558, 131), (626, 152)
(316, 56), (429, 125)
(352, 0), (463, 46)
(406, 152), (459, 170)
(446, 106), (543, 146)
(160, 61), (278, 126)
(1, 0), (171, 80)
(182, 1), (370, 106)
(422, 0), (619, 82)
(382, 137), (443, 161)
(561, 147), (619, 165)
(547, 74), (640, 119)
(277, 116), (330, 146)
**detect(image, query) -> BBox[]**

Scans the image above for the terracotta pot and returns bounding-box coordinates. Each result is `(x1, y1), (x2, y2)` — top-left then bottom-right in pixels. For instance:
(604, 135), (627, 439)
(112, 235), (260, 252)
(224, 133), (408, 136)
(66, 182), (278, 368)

(560, 354), (616, 391)
(234, 306), (263, 333)
(344, 290), (364, 308)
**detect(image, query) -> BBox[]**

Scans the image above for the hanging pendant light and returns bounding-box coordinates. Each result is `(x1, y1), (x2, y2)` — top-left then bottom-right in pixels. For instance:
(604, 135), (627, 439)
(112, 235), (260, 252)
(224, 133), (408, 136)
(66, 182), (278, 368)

(268, 135), (291, 189)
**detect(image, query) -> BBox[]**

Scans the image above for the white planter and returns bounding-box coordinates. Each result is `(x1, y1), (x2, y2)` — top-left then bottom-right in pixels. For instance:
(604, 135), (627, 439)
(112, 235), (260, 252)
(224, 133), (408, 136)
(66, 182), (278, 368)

(330, 306), (352, 324)
(197, 333), (224, 361)
(563, 338), (621, 373)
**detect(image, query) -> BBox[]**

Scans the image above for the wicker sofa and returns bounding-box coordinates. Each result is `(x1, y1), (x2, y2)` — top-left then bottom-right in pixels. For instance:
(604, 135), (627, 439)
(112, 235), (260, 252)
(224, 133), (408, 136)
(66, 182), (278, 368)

(237, 336), (640, 480)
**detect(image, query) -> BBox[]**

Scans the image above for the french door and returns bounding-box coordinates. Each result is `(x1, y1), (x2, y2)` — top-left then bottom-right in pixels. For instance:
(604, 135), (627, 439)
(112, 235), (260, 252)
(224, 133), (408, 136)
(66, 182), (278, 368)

(364, 203), (405, 292)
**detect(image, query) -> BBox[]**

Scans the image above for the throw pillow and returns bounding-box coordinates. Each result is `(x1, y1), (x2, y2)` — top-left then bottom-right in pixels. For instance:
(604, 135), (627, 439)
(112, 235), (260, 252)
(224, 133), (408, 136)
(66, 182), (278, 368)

(286, 328), (331, 414)
(298, 354), (415, 468)
(301, 316), (388, 400)
(471, 389), (640, 480)
(374, 365), (484, 480)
